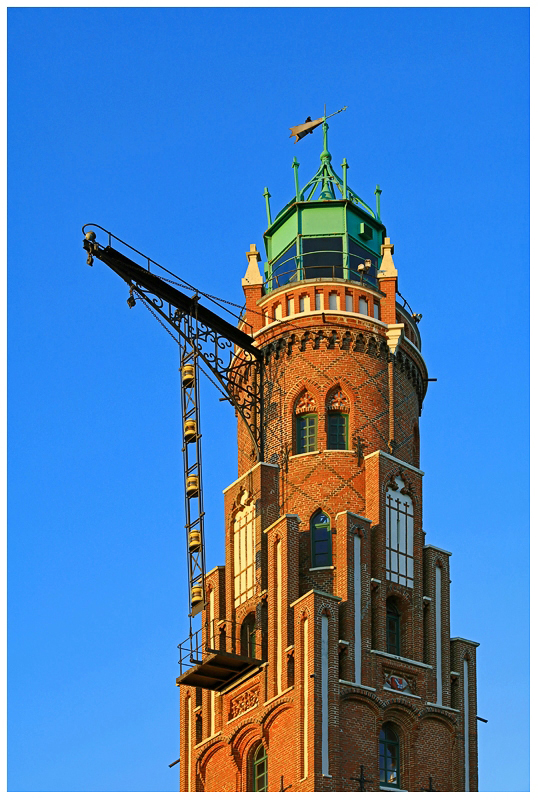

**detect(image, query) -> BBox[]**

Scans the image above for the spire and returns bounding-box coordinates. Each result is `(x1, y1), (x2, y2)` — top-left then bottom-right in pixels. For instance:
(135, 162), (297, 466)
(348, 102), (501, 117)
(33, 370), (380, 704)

(242, 244), (263, 287)
(378, 237), (397, 279)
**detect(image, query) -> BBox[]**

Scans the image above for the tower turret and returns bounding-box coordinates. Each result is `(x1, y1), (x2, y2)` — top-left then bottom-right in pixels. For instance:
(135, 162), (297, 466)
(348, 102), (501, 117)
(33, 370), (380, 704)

(177, 128), (479, 793)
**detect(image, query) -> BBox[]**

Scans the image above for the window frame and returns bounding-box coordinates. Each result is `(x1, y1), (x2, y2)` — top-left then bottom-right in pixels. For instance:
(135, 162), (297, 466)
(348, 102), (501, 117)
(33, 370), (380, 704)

(379, 723), (401, 789)
(310, 510), (332, 568)
(252, 743), (268, 792)
(327, 411), (348, 450)
(296, 413), (317, 454)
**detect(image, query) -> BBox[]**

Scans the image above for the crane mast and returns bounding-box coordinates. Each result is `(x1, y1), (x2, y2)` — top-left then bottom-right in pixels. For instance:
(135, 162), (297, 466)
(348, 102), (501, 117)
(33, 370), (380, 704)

(82, 225), (263, 622)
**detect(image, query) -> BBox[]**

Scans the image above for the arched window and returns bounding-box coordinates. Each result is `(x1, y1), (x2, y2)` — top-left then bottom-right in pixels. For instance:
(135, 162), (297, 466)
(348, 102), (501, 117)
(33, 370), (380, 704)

(327, 388), (349, 450)
(386, 598), (400, 656)
(295, 391), (317, 454)
(241, 612), (256, 658)
(311, 510), (332, 568)
(252, 743), (268, 791)
(385, 477), (414, 588)
(379, 724), (400, 788)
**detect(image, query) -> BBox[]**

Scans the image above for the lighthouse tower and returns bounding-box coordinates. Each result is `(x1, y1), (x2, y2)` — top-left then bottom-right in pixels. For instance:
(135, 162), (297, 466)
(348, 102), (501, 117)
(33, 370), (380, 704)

(177, 122), (479, 792)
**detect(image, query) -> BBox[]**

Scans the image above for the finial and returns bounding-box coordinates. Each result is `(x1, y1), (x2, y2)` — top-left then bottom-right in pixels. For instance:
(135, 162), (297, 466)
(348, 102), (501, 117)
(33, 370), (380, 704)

(320, 121), (331, 162)
(292, 157), (300, 202)
(375, 185), (382, 220)
(263, 187), (272, 227)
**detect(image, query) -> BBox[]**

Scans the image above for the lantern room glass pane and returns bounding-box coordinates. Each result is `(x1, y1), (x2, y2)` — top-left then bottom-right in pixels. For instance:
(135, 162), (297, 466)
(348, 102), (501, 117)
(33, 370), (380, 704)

(271, 243), (297, 289)
(302, 236), (343, 279)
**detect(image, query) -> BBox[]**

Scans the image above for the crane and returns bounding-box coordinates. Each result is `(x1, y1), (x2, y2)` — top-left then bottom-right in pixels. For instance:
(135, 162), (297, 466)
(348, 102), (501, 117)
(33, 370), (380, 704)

(82, 225), (264, 622)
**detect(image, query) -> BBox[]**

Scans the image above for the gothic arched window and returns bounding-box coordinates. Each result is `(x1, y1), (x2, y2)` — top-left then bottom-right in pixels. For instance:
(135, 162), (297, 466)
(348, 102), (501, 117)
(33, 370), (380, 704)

(386, 598), (400, 656)
(311, 510), (332, 568)
(385, 477), (414, 588)
(379, 723), (400, 788)
(327, 387), (350, 450)
(252, 743), (268, 791)
(241, 612), (257, 658)
(295, 391), (317, 454)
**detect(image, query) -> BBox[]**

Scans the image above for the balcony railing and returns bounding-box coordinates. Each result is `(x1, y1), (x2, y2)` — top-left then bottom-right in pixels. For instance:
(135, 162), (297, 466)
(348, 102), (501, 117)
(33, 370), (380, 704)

(265, 250), (379, 292)
(177, 618), (264, 691)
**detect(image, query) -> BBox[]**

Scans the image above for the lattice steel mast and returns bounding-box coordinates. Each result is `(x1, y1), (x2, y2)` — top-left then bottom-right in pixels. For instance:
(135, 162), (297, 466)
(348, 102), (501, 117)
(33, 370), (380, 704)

(82, 225), (263, 619)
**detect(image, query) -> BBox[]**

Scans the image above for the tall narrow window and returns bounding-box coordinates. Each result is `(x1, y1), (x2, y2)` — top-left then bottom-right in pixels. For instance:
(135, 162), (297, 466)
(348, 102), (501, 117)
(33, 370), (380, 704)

(327, 413), (347, 449)
(386, 598), (400, 655)
(252, 744), (268, 791)
(299, 295), (306, 313)
(359, 296), (368, 315)
(315, 291), (322, 310)
(233, 492), (256, 607)
(295, 391), (317, 454)
(327, 387), (350, 450)
(311, 511), (331, 568)
(385, 477), (414, 588)
(297, 414), (317, 453)
(345, 293), (353, 312)
(286, 297), (293, 317)
(328, 292), (338, 310)
(373, 300), (380, 319)
(379, 724), (400, 788)
(241, 612), (257, 658)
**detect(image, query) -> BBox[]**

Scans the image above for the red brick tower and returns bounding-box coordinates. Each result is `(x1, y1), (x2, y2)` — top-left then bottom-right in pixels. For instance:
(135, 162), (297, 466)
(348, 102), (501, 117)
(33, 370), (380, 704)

(177, 123), (479, 792)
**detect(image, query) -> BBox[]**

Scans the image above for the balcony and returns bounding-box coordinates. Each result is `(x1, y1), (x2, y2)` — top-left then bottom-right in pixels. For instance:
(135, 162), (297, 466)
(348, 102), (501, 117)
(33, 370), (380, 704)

(176, 619), (264, 692)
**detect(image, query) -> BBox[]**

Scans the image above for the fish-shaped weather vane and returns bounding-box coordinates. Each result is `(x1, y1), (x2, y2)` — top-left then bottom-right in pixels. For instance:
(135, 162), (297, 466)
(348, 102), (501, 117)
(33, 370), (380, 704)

(289, 105), (347, 142)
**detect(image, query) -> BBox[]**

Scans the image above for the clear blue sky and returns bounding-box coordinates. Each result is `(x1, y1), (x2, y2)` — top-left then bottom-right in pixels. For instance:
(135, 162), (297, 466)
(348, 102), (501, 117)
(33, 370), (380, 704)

(8, 7), (528, 792)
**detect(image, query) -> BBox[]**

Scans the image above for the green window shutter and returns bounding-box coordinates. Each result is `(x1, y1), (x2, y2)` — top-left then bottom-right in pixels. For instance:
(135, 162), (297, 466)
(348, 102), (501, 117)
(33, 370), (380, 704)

(327, 413), (348, 450)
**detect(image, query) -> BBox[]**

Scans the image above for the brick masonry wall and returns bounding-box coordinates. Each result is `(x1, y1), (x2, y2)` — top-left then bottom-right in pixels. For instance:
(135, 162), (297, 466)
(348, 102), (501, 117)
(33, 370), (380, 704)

(178, 274), (479, 792)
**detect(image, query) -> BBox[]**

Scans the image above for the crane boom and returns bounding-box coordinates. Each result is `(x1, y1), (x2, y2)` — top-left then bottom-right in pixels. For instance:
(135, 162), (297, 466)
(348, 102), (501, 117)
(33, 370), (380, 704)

(82, 226), (264, 618)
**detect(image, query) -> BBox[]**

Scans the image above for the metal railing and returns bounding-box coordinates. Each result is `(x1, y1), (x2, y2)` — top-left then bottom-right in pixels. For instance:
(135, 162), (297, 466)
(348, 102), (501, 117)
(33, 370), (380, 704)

(264, 250), (379, 292)
(177, 618), (263, 674)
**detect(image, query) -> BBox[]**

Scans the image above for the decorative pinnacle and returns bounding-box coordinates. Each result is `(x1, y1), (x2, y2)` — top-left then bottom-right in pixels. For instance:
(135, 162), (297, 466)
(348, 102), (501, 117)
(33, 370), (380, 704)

(320, 121), (331, 162)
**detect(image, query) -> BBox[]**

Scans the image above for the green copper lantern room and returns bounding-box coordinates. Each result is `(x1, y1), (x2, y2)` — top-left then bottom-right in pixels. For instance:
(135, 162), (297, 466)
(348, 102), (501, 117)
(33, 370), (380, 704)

(262, 120), (386, 293)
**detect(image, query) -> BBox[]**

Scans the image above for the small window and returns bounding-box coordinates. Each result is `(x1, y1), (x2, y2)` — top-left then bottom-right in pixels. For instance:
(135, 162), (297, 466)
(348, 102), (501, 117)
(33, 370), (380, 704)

(379, 724), (400, 788)
(241, 613), (257, 658)
(252, 743), (268, 791)
(345, 293), (353, 312)
(296, 414), (317, 454)
(315, 292), (322, 311)
(299, 295), (306, 313)
(287, 297), (293, 317)
(328, 292), (338, 310)
(386, 598), (400, 656)
(327, 412), (347, 450)
(359, 297), (368, 316)
(373, 301), (380, 320)
(311, 510), (332, 568)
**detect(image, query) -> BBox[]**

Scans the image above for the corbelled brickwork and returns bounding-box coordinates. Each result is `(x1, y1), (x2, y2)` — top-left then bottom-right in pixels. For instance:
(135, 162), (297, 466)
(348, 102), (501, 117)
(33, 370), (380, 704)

(178, 234), (479, 792)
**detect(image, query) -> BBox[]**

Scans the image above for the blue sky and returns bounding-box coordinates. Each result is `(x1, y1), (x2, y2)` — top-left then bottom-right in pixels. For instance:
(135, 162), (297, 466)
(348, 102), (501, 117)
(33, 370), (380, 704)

(8, 7), (528, 792)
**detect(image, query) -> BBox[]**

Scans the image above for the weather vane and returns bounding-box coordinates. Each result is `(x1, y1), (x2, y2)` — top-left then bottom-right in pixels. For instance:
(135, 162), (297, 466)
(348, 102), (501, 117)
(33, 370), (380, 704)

(289, 104), (347, 142)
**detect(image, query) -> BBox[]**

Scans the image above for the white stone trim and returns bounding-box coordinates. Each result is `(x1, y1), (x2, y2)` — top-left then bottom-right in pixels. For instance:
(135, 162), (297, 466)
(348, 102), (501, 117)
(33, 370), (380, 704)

(364, 450), (425, 476)
(354, 535), (362, 685)
(309, 565), (335, 572)
(222, 461), (278, 493)
(371, 650), (433, 669)
(339, 679), (377, 691)
(464, 658), (470, 791)
(424, 544), (453, 556)
(435, 565), (442, 705)
(253, 308), (388, 338)
(321, 615), (329, 776)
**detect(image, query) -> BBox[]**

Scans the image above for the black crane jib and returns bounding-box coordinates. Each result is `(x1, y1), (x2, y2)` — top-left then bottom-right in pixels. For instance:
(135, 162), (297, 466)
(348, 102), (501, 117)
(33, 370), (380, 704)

(83, 239), (262, 360)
